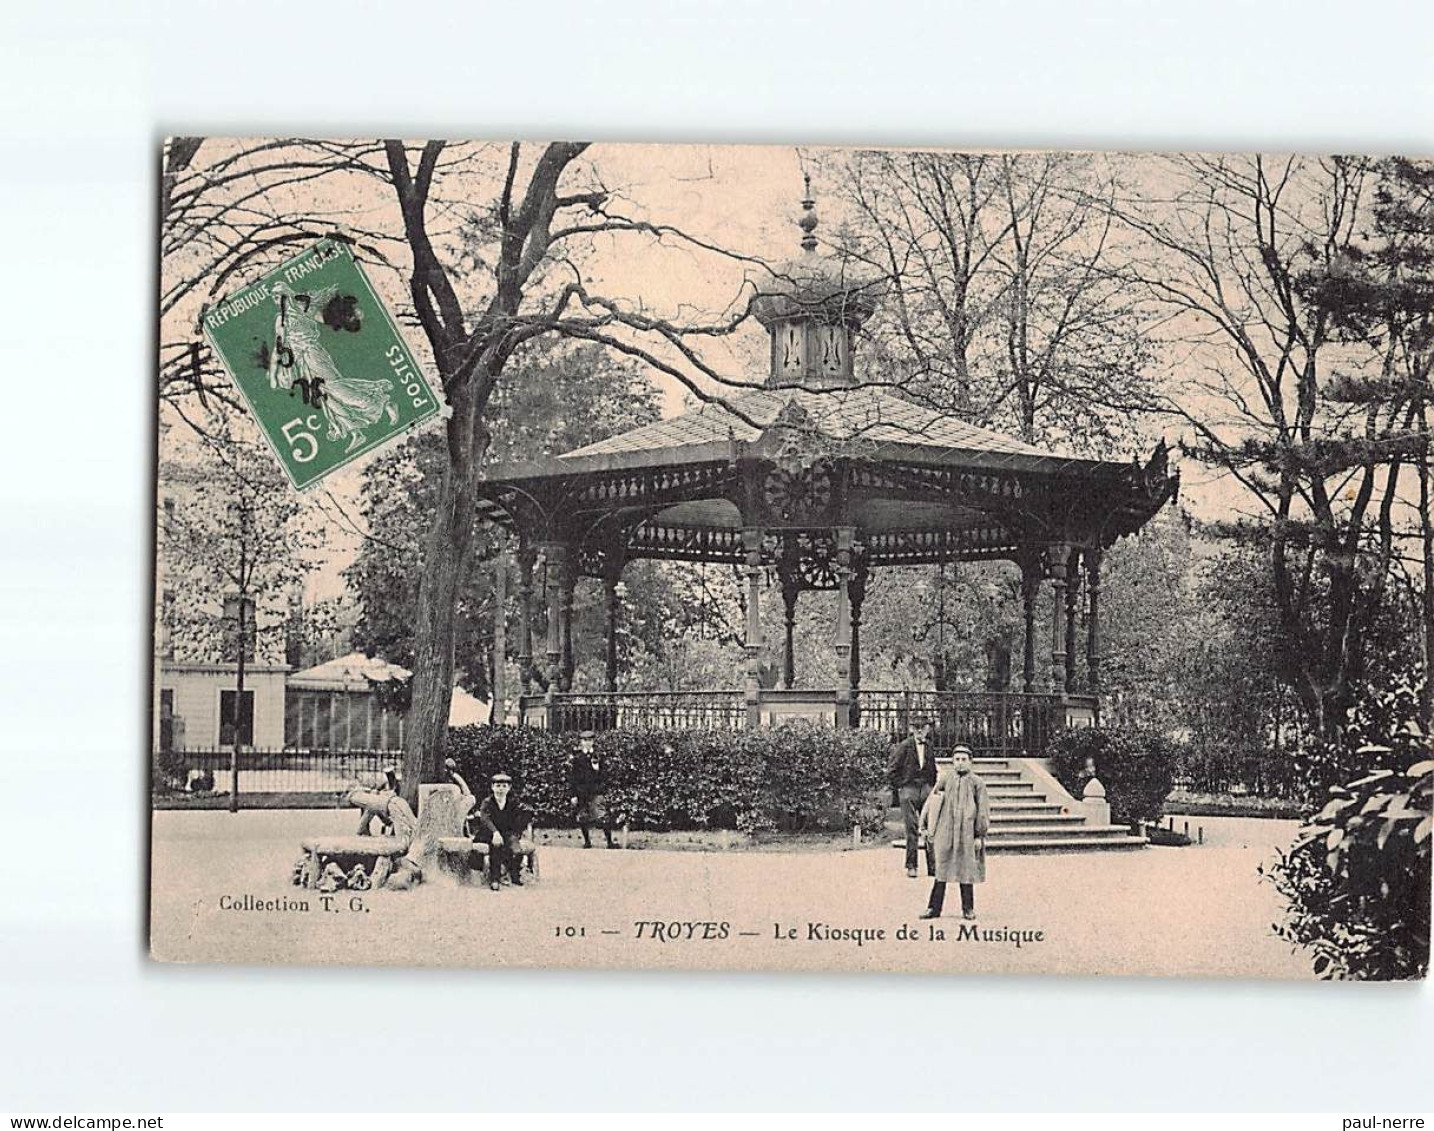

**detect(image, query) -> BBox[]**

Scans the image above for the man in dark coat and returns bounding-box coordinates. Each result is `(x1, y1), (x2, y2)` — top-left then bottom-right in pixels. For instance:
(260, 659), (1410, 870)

(569, 731), (616, 849)
(887, 717), (937, 878)
(473, 772), (532, 890)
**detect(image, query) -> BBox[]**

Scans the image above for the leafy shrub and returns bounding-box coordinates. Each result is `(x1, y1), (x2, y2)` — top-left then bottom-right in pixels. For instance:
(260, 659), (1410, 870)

(152, 747), (188, 793)
(1265, 674), (1432, 980)
(1046, 727), (1177, 829)
(1294, 677), (1428, 807)
(446, 722), (890, 836)
(1263, 758), (1431, 979)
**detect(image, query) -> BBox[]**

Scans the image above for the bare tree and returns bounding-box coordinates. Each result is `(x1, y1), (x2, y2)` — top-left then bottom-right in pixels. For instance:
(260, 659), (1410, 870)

(1112, 154), (1425, 739)
(828, 149), (1158, 453)
(160, 139), (786, 805)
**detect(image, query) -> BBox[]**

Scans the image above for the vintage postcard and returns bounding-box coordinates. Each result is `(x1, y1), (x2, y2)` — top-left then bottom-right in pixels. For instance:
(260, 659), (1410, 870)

(151, 139), (1431, 979)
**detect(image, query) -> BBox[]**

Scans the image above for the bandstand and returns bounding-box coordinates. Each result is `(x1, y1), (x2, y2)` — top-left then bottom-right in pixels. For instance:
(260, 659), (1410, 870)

(474, 190), (1178, 756)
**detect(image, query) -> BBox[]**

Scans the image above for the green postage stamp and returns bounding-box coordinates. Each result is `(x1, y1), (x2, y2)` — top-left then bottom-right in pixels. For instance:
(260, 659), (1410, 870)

(202, 239), (441, 489)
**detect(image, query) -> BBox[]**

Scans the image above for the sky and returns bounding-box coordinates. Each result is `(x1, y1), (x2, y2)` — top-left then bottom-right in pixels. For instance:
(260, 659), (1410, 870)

(159, 141), (1415, 604)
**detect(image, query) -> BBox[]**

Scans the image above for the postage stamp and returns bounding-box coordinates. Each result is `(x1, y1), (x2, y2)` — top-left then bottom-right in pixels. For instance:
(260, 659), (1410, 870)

(201, 238), (441, 490)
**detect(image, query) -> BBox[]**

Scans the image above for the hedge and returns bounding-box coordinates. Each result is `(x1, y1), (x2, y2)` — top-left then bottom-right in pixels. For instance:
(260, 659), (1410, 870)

(446, 722), (891, 836)
(1046, 726), (1177, 829)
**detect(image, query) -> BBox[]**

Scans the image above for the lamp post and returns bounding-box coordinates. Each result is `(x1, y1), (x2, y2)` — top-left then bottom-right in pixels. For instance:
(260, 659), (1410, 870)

(228, 498), (254, 814)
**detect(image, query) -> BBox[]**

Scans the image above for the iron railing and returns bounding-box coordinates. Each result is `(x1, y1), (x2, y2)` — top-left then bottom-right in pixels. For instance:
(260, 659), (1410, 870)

(152, 748), (393, 798)
(523, 688), (1090, 757)
(524, 690), (748, 733)
(854, 690), (1087, 757)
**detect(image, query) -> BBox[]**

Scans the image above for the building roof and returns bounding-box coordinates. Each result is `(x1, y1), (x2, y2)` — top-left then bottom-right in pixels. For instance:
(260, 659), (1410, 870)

(288, 651), (409, 690)
(288, 652), (490, 725)
(484, 385), (1093, 483)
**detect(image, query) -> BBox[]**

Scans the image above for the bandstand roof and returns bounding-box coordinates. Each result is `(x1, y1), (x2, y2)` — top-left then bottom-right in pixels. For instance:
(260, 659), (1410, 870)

(474, 383), (1178, 573)
(475, 181), (1177, 573)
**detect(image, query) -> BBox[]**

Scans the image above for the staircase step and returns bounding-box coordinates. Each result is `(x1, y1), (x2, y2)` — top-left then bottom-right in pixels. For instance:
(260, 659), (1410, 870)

(985, 782), (1037, 794)
(974, 769), (1023, 780)
(986, 835), (1148, 853)
(990, 801), (1065, 815)
(988, 812), (1086, 826)
(986, 823), (1134, 840)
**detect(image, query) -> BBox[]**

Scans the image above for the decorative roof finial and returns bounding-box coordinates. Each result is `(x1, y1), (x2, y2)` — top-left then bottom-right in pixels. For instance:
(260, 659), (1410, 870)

(799, 172), (818, 253)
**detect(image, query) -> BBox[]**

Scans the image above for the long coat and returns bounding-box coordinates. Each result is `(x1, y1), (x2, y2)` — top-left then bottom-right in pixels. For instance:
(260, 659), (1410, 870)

(920, 768), (991, 884)
(887, 735), (938, 791)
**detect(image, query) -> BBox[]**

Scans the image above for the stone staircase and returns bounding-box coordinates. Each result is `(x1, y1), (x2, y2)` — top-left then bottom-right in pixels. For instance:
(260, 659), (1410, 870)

(894, 758), (1147, 854)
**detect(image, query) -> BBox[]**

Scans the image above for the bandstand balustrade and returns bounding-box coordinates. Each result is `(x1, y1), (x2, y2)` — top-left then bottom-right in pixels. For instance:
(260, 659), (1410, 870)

(519, 688), (1097, 758)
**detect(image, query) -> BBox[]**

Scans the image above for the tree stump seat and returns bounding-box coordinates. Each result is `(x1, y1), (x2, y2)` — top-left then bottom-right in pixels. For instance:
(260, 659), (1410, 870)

(436, 836), (539, 885)
(297, 835), (416, 891)
(301, 835), (411, 858)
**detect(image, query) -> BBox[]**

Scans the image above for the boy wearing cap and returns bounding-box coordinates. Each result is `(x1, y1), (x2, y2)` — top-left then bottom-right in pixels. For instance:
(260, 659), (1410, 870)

(473, 772), (533, 890)
(569, 731), (616, 850)
(919, 745), (990, 920)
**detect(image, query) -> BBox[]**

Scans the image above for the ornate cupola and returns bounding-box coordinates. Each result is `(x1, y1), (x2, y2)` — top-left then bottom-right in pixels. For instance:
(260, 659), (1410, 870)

(751, 176), (882, 390)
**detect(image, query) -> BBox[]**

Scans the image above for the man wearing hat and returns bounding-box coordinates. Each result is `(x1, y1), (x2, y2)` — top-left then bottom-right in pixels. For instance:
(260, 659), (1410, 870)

(473, 772), (533, 890)
(569, 731), (616, 850)
(887, 717), (938, 878)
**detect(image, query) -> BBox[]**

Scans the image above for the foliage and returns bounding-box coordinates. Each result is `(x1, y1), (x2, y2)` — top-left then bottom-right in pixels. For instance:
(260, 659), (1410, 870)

(446, 722), (891, 836)
(1293, 675), (1431, 809)
(1046, 726), (1177, 828)
(1264, 675), (1431, 979)
(1099, 510), (1198, 731)
(1264, 767), (1431, 979)
(152, 747), (188, 794)
(160, 434), (320, 667)
(347, 338), (664, 698)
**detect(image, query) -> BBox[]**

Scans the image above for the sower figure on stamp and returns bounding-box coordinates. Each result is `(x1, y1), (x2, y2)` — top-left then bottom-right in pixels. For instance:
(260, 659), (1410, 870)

(569, 731), (616, 850)
(888, 717), (938, 878)
(473, 772), (532, 891)
(919, 745), (990, 920)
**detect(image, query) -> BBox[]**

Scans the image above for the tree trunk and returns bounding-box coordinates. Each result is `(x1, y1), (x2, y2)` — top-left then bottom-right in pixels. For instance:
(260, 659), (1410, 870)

(400, 386), (487, 809)
(1420, 403), (1434, 735)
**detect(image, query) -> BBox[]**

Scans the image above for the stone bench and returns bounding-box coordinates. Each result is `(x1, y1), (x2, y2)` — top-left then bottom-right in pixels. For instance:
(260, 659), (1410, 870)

(436, 836), (539, 885)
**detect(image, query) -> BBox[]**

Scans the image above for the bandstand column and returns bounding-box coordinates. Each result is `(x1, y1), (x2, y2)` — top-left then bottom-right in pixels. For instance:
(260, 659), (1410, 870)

(742, 529), (764, 727)
(1019, 554), (1040, 694)
(848, 552), (868, 726)
(542, 543), (565, 697)
(559, 551), (577, 693)
(603, 555), (624, 693)
(1086, 546), (1103, 698)
(779, 564), (800, 690)
(833, 529), (854, 728)
(1064, 547), (1081, 691)
(1048, 545), (1070, 696)
(516, 545), (537, 698)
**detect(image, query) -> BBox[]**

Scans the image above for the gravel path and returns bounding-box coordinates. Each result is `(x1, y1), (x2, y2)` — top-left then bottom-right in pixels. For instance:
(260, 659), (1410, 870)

(150, 808), (1312, 979)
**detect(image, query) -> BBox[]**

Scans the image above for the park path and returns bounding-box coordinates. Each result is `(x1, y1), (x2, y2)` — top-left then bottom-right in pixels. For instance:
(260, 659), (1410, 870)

(150, 808), (1312, 980)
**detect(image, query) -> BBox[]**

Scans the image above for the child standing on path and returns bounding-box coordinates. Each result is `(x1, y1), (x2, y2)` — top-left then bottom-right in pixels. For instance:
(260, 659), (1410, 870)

(919, 745), (990, 920)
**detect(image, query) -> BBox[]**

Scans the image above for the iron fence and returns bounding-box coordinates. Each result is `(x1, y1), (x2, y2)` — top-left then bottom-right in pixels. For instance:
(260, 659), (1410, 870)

(855, 690), (1079, 757)
(525, 690), (748, 733)
(152, 747), (394, 800)
(524, 688), (1082, 757)
(1172, 752), (1302, 799)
